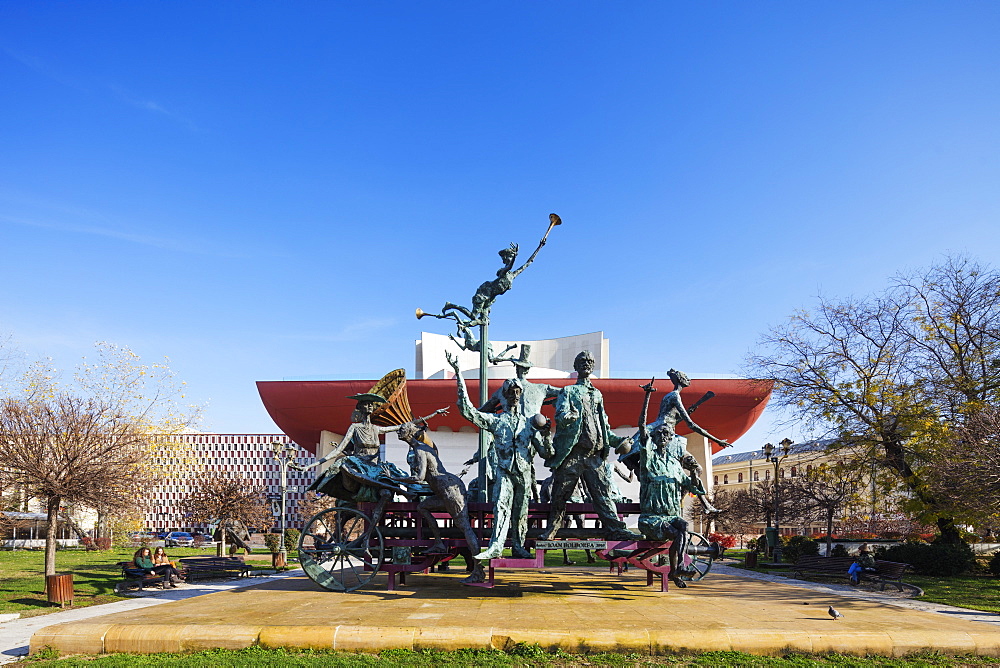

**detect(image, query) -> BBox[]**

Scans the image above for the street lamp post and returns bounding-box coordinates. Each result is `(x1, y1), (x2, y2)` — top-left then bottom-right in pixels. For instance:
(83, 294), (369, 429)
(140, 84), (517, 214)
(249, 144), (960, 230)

(271, 441), (303, 569)
(762, 438), (794, 559)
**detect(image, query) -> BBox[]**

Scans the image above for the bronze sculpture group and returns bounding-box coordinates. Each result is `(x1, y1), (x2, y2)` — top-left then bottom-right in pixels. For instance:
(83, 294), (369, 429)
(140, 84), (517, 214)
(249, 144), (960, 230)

(302, 214), (729, 591)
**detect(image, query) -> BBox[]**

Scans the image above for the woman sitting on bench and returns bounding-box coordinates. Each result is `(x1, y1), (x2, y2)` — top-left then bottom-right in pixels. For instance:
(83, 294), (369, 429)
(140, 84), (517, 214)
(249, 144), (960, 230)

(132, 547), (182, 588)
(152, 546), (185, 584)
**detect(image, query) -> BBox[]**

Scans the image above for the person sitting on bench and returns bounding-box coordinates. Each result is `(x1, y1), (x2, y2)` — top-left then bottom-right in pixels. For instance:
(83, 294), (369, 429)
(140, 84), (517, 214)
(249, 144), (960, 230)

(848, 543), (878, 584)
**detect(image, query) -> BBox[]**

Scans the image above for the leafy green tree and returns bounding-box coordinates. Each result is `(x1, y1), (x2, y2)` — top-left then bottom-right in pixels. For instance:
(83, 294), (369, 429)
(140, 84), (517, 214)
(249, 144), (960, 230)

(748, 256), (1000, 543)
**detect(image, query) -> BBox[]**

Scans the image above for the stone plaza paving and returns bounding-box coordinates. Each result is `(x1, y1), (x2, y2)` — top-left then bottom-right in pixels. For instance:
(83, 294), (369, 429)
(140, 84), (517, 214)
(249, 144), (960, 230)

(4, 564), (998, 660)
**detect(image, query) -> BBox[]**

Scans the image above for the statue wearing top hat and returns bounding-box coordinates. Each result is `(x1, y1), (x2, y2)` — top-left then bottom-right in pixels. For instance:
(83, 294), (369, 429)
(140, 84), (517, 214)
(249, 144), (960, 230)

(480, 344), (559, 416)
(464, 344), (559, 496)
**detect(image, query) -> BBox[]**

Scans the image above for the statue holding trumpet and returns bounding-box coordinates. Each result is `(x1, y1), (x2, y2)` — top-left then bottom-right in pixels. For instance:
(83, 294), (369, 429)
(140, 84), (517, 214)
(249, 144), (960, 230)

(416, 213), (561, 332)
(415, 214), (561, 502)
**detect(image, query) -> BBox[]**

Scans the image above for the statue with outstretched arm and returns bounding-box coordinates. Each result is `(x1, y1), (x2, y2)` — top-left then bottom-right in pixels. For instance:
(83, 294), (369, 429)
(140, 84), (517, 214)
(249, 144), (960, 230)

(390, 422), (486, 583)
(446, 351), (551, 560)
(653, 369), (730, 451)
(618, 370), (725, 514)
(418, 214), (559, 327)
(634, 379), (700, 589)
(301, 394), (446, 526)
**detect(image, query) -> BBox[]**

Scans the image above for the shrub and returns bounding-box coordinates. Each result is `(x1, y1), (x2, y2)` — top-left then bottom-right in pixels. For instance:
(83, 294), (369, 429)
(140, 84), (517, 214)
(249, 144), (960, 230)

(878, 541), (976, 576)
(988, 552), (1000, 577)
(283, 528), (300, 553)
(263, 533), (281, 554)
(782, 535), (820, 563)
(707, 532), (737, 549)
(831, 544), (849, 558)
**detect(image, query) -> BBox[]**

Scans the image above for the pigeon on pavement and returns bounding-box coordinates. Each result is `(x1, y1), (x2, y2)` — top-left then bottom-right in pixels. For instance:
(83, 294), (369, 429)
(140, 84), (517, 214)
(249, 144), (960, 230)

(828, 605), (844, 620)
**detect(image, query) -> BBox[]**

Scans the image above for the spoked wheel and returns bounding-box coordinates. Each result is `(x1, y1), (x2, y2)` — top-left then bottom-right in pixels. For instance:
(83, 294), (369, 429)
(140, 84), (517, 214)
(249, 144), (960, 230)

(298, 507), (385, 592)
(680, 531), (715, 581)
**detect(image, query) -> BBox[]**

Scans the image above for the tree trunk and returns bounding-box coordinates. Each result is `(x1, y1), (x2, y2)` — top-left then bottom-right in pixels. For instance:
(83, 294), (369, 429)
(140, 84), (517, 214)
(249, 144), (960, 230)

(62, 513), (89, 542)
(44, 495), (61, 577)
(936, 516), (963, 544)
(826, 510), (835, 556)
(95, 507), (105, 541)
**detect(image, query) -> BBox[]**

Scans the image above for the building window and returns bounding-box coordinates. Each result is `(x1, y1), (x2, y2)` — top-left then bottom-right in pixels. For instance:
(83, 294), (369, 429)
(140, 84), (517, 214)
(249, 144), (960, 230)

(723, 474), (729, 484)
(753, 471), (759, 482)
(765, 470), (770, 480)
(790, 466), (797, 477)
(738, 473), (744, 483)
(713, 475), (718, 485)
(806, 465), (812, 474)
(779, 468), (785, 478)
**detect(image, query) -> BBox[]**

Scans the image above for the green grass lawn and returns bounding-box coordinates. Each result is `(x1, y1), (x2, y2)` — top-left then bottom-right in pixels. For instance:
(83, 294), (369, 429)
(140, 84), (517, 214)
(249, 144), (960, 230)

(23, 646), (1000, 667)
(907, 574), (1000, 613)
(0, 546), (271, 618)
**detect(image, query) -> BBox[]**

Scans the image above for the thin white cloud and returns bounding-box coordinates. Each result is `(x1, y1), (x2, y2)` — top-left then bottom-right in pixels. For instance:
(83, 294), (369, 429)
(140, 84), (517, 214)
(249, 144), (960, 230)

(0, 213), (244, 258)
(3, 48), (196, 129)
(108, 84), (197, 129)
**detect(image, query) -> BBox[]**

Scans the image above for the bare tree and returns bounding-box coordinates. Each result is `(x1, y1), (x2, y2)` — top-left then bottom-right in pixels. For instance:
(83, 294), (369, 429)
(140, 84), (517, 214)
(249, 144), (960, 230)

(0, 394), (152, 575)
(794, 462), (865, 555)
(710, 481), (808, 542)
(710, 488), (764, 545)
(0, 342), (199, 573)
(295, 491), (338, 525)
(178, 474), (272, 555)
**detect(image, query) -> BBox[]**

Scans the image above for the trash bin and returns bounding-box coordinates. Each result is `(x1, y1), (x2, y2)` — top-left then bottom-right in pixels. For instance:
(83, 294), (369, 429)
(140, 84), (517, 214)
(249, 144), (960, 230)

(45, 574), (73, 608)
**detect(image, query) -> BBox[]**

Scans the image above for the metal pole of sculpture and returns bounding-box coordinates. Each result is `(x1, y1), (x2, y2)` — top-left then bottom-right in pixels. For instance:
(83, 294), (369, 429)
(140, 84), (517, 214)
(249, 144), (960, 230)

(415, 214), (560, 501)
(446, 351), (551, 559)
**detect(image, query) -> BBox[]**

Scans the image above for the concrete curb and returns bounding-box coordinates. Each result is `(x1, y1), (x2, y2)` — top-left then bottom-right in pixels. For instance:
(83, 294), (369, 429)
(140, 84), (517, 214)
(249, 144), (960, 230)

(14, 566), (1000, 660)
(0, 571), (302, 664)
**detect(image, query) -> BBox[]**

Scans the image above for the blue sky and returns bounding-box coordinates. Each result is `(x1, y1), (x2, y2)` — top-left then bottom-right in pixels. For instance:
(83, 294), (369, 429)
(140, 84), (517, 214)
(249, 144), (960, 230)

(3, 3), (1000, 450)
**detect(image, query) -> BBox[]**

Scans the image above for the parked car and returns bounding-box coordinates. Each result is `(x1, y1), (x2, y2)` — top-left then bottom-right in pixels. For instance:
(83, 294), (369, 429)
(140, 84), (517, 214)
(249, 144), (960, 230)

(165, 531), (195, 547)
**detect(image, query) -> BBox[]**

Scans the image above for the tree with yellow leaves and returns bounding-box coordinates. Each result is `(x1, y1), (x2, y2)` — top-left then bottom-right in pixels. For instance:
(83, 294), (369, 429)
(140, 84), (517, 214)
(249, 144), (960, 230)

(748, 255), (1000, 543)
(0, 341), (200, 576)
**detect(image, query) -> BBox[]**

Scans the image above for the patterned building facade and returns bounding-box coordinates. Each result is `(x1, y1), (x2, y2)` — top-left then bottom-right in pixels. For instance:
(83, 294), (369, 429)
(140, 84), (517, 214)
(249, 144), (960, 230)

(145, 433), (317, 532)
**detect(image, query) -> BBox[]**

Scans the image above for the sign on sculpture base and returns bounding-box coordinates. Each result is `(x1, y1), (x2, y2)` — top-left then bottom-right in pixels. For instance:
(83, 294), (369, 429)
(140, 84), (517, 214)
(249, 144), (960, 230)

(534, 540), (608, 551)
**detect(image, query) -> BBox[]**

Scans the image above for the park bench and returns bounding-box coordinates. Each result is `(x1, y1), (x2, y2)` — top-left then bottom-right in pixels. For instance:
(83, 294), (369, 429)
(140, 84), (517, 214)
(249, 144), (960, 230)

(790, 554), (912, 592)
(178, 556), (252, 581)
(114, 561), (167, 593)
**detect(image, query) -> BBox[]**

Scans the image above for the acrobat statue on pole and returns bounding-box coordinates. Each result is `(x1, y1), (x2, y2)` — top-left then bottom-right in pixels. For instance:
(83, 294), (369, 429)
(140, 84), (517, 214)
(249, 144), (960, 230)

(415, 213), (561, 501)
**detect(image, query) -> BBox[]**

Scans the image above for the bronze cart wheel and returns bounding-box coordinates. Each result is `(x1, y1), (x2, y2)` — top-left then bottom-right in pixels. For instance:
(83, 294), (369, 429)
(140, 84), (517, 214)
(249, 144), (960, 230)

(298, 506), (385, 592)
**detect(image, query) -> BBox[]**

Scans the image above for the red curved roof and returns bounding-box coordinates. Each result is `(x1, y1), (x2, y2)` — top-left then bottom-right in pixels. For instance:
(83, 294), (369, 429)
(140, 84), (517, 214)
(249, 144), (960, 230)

(257, 377), (772, 455)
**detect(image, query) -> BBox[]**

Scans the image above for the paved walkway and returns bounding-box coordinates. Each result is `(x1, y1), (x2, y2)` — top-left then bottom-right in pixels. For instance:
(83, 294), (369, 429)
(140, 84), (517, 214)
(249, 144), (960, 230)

(10, 563), (1000, 659)
(712, 564), (1000, 627)
(0, 571), (302, 664)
